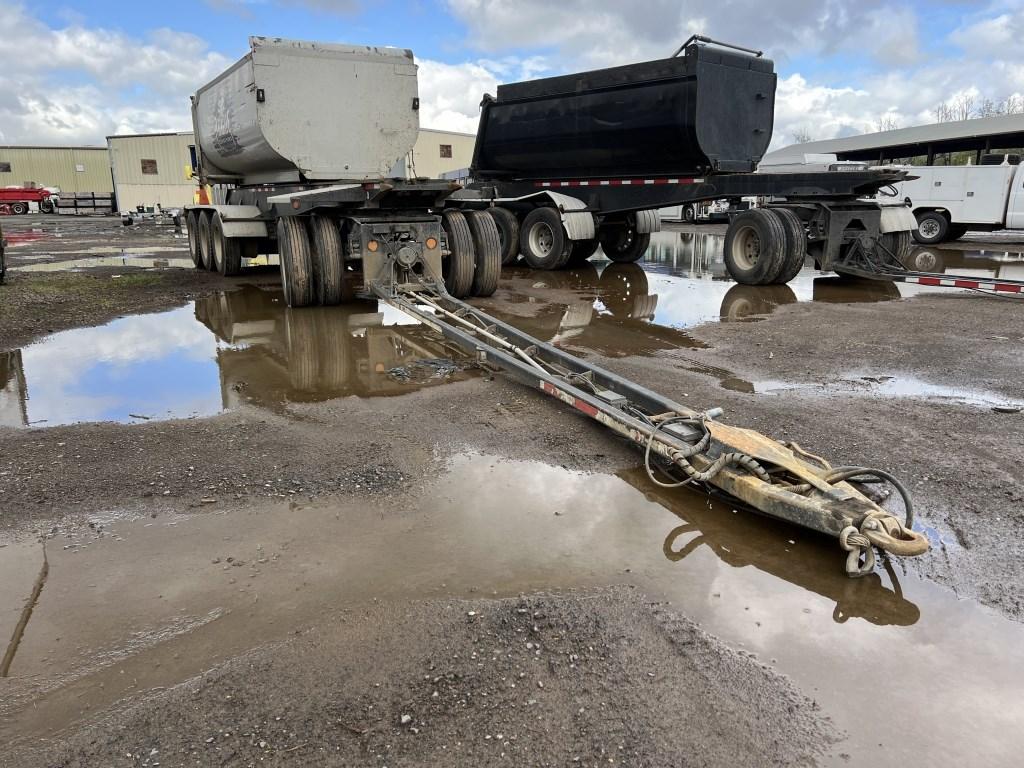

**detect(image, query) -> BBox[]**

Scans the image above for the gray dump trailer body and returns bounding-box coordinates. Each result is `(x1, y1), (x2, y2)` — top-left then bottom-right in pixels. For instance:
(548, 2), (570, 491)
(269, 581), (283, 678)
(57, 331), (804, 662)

(192, 37), (419, 184)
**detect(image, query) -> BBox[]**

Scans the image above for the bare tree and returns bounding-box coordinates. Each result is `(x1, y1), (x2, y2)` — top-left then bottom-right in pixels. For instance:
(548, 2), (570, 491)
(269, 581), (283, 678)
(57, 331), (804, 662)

(792, 126), (813, 144)
(876, 114), (899, 132)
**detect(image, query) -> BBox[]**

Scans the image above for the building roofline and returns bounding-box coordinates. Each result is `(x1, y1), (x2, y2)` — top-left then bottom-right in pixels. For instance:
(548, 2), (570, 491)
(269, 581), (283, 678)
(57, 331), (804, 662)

(419, 127), (477, 138)
(106, 131), (195, 140)
(0, 145), (107, 151)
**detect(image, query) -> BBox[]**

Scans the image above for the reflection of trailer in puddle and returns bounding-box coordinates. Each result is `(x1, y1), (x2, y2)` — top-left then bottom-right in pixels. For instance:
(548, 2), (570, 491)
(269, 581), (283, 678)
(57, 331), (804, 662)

(0, 350), (29, 428)
(619, 467), (920, 627)
(193, 288), (473, 409)
(902, 248), (1024, 281)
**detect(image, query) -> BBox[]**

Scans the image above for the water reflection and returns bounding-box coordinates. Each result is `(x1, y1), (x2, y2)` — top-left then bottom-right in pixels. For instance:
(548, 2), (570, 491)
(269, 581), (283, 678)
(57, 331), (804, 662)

(619, 468), (921, 627)
(0, 288), (469, 427)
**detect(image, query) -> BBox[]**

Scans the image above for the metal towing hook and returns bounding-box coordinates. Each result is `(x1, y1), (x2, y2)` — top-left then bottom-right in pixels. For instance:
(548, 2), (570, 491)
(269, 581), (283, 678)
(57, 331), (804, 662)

(641, 410), (930, 578)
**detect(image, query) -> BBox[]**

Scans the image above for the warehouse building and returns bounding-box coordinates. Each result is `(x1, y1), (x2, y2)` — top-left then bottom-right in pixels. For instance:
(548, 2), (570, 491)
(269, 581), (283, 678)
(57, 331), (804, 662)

(0, 145), (112, 195)
(107, 131), (196, 213)
(403, 128), (476, 178)
(1, 126), (476, 214)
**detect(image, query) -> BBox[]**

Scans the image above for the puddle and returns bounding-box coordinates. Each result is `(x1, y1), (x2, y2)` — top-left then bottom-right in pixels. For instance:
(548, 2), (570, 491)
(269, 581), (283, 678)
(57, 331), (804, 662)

(0, 288), (473, 427)
(0, 454), (1021, 767)
(699, 371), (1021, 410)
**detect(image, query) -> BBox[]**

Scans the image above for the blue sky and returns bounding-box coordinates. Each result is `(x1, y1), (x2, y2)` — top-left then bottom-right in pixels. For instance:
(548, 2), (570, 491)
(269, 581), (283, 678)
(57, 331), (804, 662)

(3, 1), (1022, 147)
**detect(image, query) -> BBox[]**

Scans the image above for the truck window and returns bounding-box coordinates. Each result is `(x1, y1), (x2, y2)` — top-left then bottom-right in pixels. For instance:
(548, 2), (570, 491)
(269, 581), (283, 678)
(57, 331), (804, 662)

(439, 144), (452, 159)
(0, 162), (10, 173)
(141, 159), (159, 175)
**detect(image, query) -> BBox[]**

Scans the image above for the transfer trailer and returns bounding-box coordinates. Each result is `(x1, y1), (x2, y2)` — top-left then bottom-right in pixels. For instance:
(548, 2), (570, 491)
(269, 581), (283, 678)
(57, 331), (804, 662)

(185, 36), (929, 576)
(446, 36), (918, 285)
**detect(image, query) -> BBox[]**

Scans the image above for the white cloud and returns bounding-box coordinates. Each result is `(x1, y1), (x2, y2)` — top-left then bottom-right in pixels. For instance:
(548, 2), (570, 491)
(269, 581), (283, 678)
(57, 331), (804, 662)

(0, 4), (230, 144)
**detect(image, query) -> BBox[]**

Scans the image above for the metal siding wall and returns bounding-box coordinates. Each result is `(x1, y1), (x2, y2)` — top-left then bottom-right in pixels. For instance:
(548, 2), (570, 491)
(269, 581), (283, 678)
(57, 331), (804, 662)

(0, 147), (112, 193)
(108, 133), (195, 211)
(407, 131), (476, 179)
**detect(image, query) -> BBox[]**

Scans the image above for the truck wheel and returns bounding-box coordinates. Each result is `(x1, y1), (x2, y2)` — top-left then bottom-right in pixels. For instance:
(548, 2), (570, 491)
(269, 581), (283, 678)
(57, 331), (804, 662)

(309, 215), (348, 305)
(40, 199), (55, 214)
(186, 211), (203, 268)
(913, 211), (948, 244)
(684, 204), (696, 223)
(567, 238), (600, 265)
(879, 230), (913, 265)
(212, 212), (243, 276)
(488, 206), (521, 265)
(723, 209), (786, 285)
(441, 210), (475, 299)
(599, 225), (650, 264)
(465, 210), (501, 297)
(521, 207), (572, 270)
(277, 216), (314, 308)
(10, 202), (27, 215)
(198, 211), (216, 271)
(771, 207), (807, 284)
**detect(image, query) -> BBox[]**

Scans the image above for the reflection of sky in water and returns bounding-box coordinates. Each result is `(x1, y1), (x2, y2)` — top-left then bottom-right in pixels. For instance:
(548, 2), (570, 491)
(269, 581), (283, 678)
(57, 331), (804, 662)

(17, 306), (222, 426)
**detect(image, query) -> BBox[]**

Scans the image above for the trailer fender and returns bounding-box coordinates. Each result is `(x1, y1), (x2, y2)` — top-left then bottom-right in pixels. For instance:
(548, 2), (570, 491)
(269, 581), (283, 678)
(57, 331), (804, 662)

(493, 191), (597, 240)
(189, 205), (269, 238)
(879, 204), (916, 234)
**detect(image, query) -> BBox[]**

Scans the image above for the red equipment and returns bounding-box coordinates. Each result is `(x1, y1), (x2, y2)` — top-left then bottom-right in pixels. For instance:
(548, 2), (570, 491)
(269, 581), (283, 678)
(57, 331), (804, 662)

(0, 188), (53, 215)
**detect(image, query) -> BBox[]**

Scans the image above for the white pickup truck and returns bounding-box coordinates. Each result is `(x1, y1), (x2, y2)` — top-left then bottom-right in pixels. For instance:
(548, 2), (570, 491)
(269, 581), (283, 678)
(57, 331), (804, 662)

(888, 156), (1024, 244)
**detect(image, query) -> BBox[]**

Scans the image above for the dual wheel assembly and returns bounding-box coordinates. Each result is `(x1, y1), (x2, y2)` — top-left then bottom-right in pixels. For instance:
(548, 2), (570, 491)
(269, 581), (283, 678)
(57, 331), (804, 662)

(506, 206), (651, 270)
(723, 207), (807, 286)
(275, 209), (503, 308)
(186, 209), (245, 277)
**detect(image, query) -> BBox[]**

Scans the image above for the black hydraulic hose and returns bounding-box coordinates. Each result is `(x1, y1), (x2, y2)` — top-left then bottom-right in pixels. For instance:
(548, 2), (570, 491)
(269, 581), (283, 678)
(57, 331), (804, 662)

(825, 466), (914, 529)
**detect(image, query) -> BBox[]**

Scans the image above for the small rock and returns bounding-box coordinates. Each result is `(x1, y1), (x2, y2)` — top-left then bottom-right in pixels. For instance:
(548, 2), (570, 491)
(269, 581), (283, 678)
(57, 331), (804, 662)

(400, 714), (413, 726)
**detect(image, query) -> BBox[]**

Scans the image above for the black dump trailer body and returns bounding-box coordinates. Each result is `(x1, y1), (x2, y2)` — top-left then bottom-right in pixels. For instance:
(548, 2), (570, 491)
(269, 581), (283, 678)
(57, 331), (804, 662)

(471, 43), (776, 181)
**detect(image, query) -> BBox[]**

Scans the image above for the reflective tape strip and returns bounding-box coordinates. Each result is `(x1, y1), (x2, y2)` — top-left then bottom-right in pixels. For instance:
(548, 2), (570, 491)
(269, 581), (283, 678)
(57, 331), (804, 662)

(535, 177), (703, 188)
(896, 275), (1023, 293)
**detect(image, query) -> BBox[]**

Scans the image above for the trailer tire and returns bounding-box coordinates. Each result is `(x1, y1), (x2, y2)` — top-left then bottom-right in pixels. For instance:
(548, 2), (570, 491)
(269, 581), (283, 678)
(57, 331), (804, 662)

(723, 208), (786, 285)
(309, 215), (348, 305)
(186, 211), (202, 268)
(466, 210), (501, 297)
(684, 204), (696, 223)
(912, 211), (949, 244)
(879, 230), (913, 265)
(521, 207), (572, 270)
(40, 198), (55, 214)
(198, 211), (216, 271)
(488, 206), (521, 265)
(599, 224), (650, 264)
(771, 207), (807, 284)
(441, 210), (475, 299)
(277, 216), (315, 308)
(568, 238), (600, 265)
(212, 212), (243, 276)
(10, 202), (28, 216)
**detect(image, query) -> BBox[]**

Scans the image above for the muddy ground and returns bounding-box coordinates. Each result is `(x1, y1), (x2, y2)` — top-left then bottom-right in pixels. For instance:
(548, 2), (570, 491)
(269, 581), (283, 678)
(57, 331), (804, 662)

(1, 214), (1023, 766)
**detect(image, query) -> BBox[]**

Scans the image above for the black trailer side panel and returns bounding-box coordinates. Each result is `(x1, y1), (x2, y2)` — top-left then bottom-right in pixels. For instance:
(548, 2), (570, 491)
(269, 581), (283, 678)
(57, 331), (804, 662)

(472, 45), (776, 181)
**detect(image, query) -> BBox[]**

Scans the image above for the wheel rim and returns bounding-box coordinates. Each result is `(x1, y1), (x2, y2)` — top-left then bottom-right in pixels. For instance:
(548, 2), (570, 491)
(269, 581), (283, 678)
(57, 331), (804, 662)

(918, 218), (940, 239)
(529, 222), (554, 257)
(731, 225), (760, 270)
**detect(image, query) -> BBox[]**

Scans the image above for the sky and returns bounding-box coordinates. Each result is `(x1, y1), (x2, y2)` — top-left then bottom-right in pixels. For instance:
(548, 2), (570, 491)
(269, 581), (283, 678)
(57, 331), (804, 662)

(1, 0), (1021, 150)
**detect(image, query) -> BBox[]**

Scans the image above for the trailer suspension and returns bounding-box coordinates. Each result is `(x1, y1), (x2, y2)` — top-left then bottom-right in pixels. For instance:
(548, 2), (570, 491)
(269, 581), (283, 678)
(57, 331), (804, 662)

(368, 274), (929, 577)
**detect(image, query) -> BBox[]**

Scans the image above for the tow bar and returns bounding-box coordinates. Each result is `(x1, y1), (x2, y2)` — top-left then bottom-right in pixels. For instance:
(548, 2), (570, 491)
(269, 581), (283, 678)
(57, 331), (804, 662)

(371, 278), (930, 578)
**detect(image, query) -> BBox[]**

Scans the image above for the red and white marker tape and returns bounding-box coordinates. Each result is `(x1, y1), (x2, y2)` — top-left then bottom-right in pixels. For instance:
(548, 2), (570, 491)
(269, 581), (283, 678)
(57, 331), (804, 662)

(534, 177), (704, 188)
